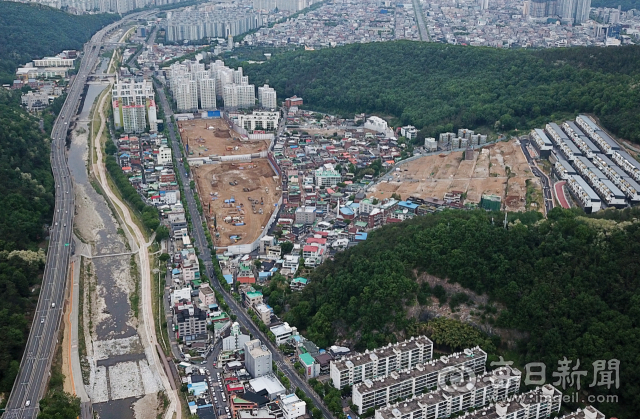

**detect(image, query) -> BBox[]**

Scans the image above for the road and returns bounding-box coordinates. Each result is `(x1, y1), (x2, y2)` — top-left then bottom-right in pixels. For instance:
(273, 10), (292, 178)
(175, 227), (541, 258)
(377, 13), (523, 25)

(2, 13), (149, 419)
(155, 84), (334, 419)
(520, 139), (554, 214)
(411, 0), (430, 41)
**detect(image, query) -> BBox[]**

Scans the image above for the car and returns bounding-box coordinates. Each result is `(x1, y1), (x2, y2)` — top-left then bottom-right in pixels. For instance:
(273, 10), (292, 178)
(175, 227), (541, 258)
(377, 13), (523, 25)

(25, 400), (30, 407)
(41, 318), (45, 324)
(51, 303), (55, 308)
(55, 222), (58, 226)
(64, 224), (66, 227)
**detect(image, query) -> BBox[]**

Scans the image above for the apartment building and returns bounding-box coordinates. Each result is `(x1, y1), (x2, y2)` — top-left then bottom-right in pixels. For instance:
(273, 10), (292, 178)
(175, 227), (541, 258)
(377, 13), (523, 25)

(223, 82), (256, 109)
(462, 385), (562, 419)
(352, 347), (487, 414)
(245, 339), (273, 378)
(315, 166), (342, 187)
(175, 78), (198, 112)
(198, 78), (217, 110)
(199, 285), (216, 307)
(279, 394), (306, 419)
(330, 336), (434, 389)
(258, 84), (277, 109)
(174, 305), (208, 339)
(374, 366), (521, 419)
(112, 77), (156, 133)
(230, 110), (280, 131)
(557, 406), (605, 419)
(254, 303), (272, 324)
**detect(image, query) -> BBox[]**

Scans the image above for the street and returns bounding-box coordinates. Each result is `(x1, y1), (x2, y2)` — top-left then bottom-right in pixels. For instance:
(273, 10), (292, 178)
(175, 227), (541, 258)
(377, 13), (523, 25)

(520, 139), (554, 214)
(154, 83), (335, 419)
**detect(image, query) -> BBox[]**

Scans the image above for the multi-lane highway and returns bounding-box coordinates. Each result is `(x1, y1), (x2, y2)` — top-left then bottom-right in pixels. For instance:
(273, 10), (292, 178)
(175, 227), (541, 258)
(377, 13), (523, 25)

(2, 16), (143, 419)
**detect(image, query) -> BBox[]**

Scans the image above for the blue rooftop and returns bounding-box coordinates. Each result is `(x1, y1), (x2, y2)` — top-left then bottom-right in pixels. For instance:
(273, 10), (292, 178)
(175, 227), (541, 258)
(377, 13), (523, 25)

(223, 274), (233, 284)
(340, 207), (354, 216)
(355, 232), (368, 241)
(399, 201), (419, 210)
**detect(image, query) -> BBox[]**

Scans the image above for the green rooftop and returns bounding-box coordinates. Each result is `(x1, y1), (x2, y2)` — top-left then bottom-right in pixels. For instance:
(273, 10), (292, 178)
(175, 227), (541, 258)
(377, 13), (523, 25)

(299, 352), (315, 366)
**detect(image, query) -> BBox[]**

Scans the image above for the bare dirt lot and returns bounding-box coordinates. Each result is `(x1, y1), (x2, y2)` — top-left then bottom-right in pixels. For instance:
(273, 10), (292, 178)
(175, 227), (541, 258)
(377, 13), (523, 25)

(178, 118), (269, 157)
(370, 140), (536, 212)
(194, 159), (280, 247)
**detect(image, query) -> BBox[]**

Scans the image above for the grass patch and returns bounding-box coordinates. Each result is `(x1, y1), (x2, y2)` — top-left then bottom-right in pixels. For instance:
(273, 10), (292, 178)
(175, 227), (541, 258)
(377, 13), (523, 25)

(151, 252), (171, 356)
(48, 311), (66, 393)
(525, 179), (544, 211)
(129, 255), (141, 318)
(79, 258), (91, 385)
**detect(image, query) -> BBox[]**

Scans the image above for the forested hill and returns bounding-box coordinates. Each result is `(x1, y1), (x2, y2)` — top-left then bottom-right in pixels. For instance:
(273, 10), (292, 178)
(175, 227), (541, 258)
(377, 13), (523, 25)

(0, 1), (116, 396)
(282, 208), (640, 418)
(591, 0), (639, 10)
(0, 2), (117, 83)
(242, 42), (640, 144)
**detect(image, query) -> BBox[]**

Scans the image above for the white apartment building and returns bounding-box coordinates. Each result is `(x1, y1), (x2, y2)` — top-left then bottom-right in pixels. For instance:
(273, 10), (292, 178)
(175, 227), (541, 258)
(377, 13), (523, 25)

(223, 82), (255, 109)
(463, 385), (562, 419)
(330, 336), (433, 389)
(198, 78), (217, 110)
(244, 339), (272, 378)
(352, 347), (487, 414)
(254, 303), (272, 324)
(230, 110), (279, 131)
(279, 394), (306, 419)
(374, 366), (521, 419)
(315, 165), (342, 187)
(373, 374), (560, 419)
(400, 125), (418, 140)
(258, 84), (277, 109)
(112, 77), (156, 133)
(175, 79), (198, 112)
(157, 146), (173, 165)
(223, 322), (250, 351)
(295, 206), (316, 224)
(33, 57), (75, 67)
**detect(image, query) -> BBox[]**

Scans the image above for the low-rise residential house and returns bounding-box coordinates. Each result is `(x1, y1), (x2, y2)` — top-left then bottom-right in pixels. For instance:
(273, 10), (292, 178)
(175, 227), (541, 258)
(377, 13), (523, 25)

(269, 322), (297, 345)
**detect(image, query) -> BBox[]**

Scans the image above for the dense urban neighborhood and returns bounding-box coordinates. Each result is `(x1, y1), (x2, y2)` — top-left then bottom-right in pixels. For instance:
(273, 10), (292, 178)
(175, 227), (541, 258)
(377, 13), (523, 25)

(0, 1), (638, 419)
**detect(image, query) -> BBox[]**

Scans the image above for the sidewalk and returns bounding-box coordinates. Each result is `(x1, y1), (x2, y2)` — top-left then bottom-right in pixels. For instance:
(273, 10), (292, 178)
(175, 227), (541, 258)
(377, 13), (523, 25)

(69, 241), (90, 403)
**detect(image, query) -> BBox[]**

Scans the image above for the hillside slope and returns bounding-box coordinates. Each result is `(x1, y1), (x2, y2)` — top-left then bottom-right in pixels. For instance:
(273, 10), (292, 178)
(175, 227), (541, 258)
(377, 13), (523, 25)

(243, 42), (640, 143)
(282, 208), (640, 418)
(0, 2), (117, 82)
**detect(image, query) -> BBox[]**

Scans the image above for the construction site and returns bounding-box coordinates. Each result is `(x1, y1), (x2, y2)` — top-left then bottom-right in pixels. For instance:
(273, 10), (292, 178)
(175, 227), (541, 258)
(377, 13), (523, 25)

(370, 140), (537, 212)
(178, 118), (269, 157)
(193, 159), (280, 248)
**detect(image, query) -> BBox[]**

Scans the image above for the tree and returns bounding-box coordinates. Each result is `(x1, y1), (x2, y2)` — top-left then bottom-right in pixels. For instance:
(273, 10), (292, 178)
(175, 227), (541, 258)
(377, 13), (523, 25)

(159, 253), (171, 263)
(312, 408), (323, 419)
(280, 241), (294, 256)
(37, 390), (80, 419)
(155, 225), (170, 243)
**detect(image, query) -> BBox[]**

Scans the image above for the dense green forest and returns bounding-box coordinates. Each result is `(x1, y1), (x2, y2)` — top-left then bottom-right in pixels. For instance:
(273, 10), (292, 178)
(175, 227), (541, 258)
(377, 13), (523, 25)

(0, 1), (116, 398)
(242, 42), (640, 144)
(0, 2), (117, 83)
(0, 88), (54, 394)
(591, 0), (639, 10)
(281, 208), (640, 417)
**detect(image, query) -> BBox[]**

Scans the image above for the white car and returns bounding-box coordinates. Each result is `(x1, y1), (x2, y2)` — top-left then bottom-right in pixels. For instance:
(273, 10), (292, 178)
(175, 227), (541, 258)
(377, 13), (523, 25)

(25, 400), (30, 407)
